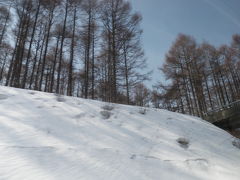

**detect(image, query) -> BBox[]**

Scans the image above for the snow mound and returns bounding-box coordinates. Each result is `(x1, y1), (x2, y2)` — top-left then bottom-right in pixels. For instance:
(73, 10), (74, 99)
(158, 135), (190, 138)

(0, 86), (239, 180)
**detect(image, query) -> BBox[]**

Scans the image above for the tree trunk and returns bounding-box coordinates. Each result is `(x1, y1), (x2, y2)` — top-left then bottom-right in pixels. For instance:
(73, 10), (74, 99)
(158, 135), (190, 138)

(67, 6), (77, 96)
(57, 0), (69, 94)
(39, 9), (54, 91)
(22, 1), (41, 88)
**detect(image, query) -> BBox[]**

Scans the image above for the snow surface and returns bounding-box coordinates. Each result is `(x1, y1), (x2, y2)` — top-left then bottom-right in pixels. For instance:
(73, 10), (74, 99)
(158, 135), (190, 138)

(0, 86), (239, 180)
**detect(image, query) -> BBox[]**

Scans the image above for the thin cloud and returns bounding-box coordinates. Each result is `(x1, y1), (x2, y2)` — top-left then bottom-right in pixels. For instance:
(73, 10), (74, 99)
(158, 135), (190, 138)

(203, 0), (240, 29)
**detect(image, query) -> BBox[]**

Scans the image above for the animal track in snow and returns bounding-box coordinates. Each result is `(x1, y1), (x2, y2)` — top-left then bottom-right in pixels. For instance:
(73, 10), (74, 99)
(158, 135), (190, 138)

(0, 94), (8, 100)
(74, 113), (86, 119)
(130, 154), (136, 160)
(185, 158), (209, 170)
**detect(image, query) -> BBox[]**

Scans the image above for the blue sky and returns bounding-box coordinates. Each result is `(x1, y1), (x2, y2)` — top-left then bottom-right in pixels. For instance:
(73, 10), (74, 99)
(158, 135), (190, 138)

(129, 0), (240, 87)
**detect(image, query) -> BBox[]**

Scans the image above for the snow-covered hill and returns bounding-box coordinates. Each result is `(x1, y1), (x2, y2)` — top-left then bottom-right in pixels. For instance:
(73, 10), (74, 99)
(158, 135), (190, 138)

(0, 86), (239, 180)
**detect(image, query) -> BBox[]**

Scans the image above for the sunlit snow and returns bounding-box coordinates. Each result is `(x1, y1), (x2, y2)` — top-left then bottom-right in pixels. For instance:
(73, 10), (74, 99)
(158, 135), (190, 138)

(0, 86), (239, 180)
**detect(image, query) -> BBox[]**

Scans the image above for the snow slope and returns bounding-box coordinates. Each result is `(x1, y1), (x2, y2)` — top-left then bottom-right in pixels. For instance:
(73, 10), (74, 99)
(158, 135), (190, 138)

(0, 86), (239, 180)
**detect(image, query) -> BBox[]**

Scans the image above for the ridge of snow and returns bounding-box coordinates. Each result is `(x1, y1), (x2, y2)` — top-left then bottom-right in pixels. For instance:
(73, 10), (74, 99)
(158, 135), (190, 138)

(0, 86), (239, 180)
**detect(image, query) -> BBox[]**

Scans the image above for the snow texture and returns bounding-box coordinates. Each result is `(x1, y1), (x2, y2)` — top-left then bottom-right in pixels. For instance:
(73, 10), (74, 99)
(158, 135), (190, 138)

(0, 86), (239, 180)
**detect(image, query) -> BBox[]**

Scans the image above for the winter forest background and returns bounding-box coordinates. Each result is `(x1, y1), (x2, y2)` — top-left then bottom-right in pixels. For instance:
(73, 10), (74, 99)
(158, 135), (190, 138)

(0, 0), (239, 118)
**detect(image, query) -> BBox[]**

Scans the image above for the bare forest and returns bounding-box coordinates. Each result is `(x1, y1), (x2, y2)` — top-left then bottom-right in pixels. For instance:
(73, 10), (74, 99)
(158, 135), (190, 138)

(0, 0), (239, 117)
(154, 34), (240, 118)
(0, 0), (150, 105)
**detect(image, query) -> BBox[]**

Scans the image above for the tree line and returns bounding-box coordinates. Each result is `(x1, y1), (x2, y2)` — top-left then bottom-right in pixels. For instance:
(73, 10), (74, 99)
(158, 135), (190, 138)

(154, 34), (240, 117)
(0, 0), (151, 105)
(2, 0), (238, 115)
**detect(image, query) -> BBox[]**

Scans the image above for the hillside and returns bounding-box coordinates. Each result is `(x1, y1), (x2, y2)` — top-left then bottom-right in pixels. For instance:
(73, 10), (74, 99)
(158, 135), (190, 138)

(0, 86), (239, 180)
